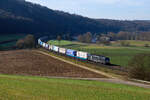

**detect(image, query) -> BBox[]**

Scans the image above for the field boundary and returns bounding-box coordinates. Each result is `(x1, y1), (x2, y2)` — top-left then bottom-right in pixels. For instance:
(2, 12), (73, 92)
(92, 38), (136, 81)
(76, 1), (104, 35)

(42, 76), (150, 89)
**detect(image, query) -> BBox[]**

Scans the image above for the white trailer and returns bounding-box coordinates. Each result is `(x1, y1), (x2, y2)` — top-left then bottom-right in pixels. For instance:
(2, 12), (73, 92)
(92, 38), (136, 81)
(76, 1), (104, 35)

(42, 43), (46, 47)
(59, 48), (66, 54)
(76, 51), (88, 60)
(49, 45), (53, 50)
(52, 46), (59, 52)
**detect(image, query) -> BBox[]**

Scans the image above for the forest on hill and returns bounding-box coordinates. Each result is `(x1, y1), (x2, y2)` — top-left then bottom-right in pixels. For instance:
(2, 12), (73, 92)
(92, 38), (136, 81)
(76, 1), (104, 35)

(0, 0), (150, 38)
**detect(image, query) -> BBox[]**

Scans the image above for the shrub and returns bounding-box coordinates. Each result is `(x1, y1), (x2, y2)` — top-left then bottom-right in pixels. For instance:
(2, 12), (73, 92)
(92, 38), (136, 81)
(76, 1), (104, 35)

(16, 39), (25, 49)
(16, 34), (35, 49)
(144, 44), (149, 47)
(24, 34), (35, 48)
(101, 40), (111, 46)
(128, 54), (150, 81)
(120, 41), (130, 46)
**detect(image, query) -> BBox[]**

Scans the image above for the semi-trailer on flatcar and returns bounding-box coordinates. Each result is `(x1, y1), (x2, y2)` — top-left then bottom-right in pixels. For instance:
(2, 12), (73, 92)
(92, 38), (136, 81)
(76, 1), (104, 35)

(59, 48), (66, 54)
(66, 49), (77, 57)
(49, 45), (53, 50)
(76, 51), (89, 60)
(52, 46), (59, 52)
(45, 43), (49, 49)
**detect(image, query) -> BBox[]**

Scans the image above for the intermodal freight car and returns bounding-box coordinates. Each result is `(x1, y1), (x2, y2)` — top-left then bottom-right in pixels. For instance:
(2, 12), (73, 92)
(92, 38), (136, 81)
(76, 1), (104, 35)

(38, 37), (110, 65)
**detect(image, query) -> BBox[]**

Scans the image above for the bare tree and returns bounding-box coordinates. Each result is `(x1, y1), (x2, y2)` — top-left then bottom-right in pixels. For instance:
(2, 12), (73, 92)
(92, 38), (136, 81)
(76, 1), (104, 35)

(78, 32), (92, 43)
(57, 35), (61, 45)
(77, 35), (84, 42)
(84, 32), (92, 43)
(107, 32), (116, 41)
(117, 31), (132, 40)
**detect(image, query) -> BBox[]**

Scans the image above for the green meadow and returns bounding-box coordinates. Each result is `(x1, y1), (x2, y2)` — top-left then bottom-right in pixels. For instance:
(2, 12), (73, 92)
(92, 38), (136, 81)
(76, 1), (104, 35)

(48, 40), (150, 67)
(0, 74), (150, 100)
(112, 40), (150, 47)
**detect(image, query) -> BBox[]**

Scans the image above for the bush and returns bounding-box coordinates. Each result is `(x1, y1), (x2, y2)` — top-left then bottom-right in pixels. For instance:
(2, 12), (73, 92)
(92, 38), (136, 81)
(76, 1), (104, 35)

(120, 41), (130, 46)
(24, 34), (35, 48)
(101, 41), (111, 46)
(144, 44), (149, 47)
(16, 39), (25, 49)
(128, 54), (150, 81)
(16, 34), (35, 49)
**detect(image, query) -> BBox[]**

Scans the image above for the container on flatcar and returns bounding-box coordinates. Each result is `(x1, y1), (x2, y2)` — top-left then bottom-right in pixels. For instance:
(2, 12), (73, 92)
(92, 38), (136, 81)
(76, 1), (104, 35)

(66, 49), (77, 57)
(49, 45), (53, 50)
(38, 39), (41, 45)
(42, 43), (46, 47)
(40, 41), (43, 46)
(76, 51), (89, 60)
(52, 46), (59, 52)
(59, 48), (66, 54)
(45, 43), (49, 49)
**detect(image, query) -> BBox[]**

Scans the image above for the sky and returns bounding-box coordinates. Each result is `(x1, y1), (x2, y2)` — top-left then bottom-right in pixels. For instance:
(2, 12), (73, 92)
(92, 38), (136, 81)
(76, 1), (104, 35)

(26, 0), (150, 20)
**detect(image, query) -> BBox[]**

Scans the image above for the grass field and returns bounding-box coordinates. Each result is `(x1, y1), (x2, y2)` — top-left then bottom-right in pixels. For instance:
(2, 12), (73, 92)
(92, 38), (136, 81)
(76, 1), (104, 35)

(0, 74), (150, 100)
(48, 40), (74, 46)
(112, 40), (150, 47)
(48, 40), (150, 67)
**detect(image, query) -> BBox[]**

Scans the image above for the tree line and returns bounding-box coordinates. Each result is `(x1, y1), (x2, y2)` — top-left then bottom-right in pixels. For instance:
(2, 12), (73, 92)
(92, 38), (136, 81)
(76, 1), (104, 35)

(77, 31), (150, 45)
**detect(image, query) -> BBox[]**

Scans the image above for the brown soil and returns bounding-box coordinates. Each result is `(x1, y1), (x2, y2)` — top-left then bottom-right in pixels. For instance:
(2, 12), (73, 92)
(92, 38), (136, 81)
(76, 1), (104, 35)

(0, 50), (105, 78)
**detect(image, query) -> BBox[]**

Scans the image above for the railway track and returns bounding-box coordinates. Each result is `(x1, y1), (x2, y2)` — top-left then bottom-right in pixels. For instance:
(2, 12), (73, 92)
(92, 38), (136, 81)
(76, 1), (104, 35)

(42, 47), (128, 73)
(38, 37), (128, 73)
(91, 62), (128, 72)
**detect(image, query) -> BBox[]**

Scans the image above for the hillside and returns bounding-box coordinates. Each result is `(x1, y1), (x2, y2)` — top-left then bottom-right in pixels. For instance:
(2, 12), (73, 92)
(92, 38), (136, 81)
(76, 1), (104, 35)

(0, 0), (150, 37)
(96, 19), (150, 32)
(0, 74), (150, 100)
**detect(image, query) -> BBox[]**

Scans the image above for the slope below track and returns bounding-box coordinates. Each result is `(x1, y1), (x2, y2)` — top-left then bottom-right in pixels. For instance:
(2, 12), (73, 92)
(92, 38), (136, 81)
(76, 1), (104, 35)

(0, 50), (105, 78)
(36, 50), (115, 78)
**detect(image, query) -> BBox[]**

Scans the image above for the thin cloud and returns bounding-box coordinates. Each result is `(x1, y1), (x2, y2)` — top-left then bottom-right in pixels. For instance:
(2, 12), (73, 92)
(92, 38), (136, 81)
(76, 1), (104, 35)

(26, 0), (143, 5)
(26, 0), (150, 20)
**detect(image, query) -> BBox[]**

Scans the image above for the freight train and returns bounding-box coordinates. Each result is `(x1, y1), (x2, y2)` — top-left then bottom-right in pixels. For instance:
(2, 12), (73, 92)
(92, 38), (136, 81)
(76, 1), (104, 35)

(38, 37), (110, 65)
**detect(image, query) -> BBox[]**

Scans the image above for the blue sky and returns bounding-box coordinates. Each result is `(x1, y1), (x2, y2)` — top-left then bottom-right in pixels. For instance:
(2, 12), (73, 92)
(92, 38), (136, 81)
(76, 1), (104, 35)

(26, 0), (150, 20)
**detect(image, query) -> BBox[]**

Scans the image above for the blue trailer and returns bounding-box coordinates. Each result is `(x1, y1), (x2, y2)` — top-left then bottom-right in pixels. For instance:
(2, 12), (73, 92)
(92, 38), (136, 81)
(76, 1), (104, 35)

(40, 41), (43, 46)
(66, 49), (77, 57)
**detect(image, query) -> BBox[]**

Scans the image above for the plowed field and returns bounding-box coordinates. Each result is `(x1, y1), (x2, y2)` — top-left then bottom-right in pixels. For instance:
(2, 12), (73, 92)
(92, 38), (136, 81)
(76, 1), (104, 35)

(0, 50), (105, 78)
